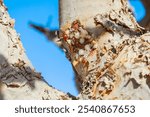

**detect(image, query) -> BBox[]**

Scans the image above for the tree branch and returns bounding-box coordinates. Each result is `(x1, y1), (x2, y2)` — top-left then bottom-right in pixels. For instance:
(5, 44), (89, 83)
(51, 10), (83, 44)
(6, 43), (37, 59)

(0, 1), (73, 100)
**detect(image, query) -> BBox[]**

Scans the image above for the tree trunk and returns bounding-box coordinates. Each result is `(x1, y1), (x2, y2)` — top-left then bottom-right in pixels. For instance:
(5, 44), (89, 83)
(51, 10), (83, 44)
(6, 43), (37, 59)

(0, 0), (150, 100)
(60, 0), (150, 99)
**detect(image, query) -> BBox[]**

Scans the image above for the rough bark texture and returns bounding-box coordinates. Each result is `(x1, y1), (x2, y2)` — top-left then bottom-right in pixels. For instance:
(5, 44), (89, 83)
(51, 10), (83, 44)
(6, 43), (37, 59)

(0, 0), (150, 100)
(0, 1), (71, 100)
(59, 0), (150, 99)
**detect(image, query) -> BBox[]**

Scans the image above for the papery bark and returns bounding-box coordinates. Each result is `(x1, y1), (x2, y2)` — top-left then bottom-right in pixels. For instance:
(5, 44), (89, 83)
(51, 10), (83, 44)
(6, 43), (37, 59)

(0, 0), (149, 100)
(0, 2), (71, 100)
(60, 0), (150, 99)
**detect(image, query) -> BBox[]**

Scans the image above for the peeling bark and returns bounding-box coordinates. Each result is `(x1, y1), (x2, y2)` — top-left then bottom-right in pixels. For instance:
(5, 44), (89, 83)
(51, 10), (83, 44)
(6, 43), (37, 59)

(1, 0), (150, 100)
(0, 1), (71, 100)
(59, 0), (150, 99)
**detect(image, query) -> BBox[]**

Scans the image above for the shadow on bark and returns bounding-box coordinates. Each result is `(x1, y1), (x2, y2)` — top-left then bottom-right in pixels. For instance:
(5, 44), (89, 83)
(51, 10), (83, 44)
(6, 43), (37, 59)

(0, 54), (43, 99)
(90, 20), (146, 37)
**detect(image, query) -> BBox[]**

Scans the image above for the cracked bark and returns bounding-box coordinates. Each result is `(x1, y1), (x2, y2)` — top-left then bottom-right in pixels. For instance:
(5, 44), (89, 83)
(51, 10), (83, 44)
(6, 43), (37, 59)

(0, 0), (150, 100)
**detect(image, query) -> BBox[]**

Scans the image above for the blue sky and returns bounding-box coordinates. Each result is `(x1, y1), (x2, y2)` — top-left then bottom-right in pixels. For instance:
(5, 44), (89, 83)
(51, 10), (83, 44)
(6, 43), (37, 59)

(4, 0), (145, 96)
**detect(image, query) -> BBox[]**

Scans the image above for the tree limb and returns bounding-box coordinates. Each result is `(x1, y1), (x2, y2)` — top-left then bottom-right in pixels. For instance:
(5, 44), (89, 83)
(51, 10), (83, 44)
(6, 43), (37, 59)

(0, 1), (73, 100)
